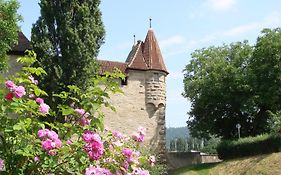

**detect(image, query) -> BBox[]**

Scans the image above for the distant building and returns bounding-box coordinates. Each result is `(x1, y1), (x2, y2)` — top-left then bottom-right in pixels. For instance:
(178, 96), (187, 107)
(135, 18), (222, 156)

(4, 32), (30, 77)
(7, 28), (168, 155)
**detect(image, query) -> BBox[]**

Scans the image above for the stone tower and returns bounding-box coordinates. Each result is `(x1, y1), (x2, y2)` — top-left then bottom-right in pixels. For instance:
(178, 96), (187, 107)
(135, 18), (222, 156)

(101, 28), (168, 155)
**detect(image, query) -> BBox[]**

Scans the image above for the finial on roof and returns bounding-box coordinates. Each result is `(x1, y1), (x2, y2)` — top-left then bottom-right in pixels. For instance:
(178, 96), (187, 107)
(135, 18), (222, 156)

(149, 17), (152, 28)
(133, 34), (136, 45)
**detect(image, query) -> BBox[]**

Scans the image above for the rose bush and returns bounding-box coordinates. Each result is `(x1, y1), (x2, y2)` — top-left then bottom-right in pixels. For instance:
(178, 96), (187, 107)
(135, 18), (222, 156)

(0, 51), (165, 174)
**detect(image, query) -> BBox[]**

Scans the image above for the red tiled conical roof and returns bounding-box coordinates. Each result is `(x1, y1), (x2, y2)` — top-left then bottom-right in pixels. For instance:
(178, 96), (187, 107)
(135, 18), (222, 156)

(126, 41), (148, 71)
(126, 29), (168, 74)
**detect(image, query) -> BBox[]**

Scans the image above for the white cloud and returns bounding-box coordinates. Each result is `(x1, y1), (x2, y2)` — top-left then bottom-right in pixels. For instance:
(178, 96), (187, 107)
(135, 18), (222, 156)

(264, 11), (281, 26)
(206, 0), (237, 11)
(159, 35), (185, 49)
(223, 22), (260, 36)
(162, 11), (281, 57)
(223, 11), (281, 37)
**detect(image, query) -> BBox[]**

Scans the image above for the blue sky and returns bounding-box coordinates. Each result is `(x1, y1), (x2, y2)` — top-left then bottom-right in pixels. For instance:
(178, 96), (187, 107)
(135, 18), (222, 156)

(18, 0), (281, 127)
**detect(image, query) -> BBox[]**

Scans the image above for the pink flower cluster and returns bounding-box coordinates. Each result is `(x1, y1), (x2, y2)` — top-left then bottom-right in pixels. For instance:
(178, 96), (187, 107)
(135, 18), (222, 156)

(4, 80), (26, 100)
(85, 166), (113, 175)
(36, 98), (50, 114)
(0, 158), (4, 171)
(75, 108), (91, 126)
(37, 129), (62, 155)
(83, 131), (104, 160)
(132, 127), (146, 142)
(28, 75), (38, 85)
(122, 148), (140, 165)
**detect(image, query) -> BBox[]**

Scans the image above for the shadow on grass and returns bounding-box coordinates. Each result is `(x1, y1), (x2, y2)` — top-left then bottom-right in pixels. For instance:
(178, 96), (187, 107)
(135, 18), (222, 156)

(169, 163), (219, 175)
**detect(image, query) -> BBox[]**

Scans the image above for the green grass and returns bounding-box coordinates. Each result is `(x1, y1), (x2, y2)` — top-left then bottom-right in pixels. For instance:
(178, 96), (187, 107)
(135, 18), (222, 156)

(170, 163), (218, 175)
(170, 152), (281, 175)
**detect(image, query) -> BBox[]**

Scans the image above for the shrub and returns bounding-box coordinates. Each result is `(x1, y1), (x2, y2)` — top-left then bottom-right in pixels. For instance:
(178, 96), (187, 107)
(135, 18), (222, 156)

(217, 133), (281, 160)
(0, 51), (158, 174)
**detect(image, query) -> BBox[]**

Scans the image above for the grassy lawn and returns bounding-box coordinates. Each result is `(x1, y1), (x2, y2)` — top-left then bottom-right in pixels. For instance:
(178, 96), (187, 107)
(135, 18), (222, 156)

(169, 163), (218, 175)
(170, 152), (281, 175)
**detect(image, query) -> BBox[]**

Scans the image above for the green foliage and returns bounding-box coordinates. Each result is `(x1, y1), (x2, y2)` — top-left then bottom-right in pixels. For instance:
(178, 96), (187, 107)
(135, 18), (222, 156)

(268, 111), (281, 133)
(0, 52), (155, 174)
(31, 0), (105, 120)
(0, 0), (21, 72)
(183, 28), (281, 139)
(217, 133), (281, 160)
(200, 136), (220, 154)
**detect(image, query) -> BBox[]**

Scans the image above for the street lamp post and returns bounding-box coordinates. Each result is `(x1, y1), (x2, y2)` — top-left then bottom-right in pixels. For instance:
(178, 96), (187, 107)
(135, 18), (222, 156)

(236, 123), (241, 139)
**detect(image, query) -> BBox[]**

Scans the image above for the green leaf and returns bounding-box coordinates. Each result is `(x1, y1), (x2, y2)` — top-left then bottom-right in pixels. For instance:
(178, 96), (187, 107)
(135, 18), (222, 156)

(34, 87), (41, 96)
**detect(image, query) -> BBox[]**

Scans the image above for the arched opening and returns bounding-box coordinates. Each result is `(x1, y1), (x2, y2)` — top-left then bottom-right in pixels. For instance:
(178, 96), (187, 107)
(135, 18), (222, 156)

(146, 103), (156, 118)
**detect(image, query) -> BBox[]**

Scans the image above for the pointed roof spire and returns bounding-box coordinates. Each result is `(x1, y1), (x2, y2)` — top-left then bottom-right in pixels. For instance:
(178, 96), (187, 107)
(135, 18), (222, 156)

(142, 29), (168, 74)
(149, 17), (152, 28)
(126, 28), (168, 74)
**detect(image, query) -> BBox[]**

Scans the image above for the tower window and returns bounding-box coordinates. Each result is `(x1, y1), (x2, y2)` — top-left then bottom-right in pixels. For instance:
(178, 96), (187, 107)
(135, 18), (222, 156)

(153, 73), (160, 82)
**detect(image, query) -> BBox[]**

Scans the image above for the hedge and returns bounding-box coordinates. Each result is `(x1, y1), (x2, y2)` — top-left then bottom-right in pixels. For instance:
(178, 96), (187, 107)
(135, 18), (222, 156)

(217, 133), (281, 160)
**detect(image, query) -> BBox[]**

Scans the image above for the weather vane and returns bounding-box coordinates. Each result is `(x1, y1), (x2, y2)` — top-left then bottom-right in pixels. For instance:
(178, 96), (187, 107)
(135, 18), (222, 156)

(149, 17), (152, 28)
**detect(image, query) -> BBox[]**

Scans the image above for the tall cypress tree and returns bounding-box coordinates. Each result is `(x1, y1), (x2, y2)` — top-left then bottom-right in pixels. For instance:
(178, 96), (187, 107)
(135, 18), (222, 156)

(31, 0), (105, 120)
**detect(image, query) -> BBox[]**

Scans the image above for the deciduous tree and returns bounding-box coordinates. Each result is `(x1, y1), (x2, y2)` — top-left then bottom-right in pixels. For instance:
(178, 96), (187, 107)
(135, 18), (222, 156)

(0, 0), (21, 72)
(183, 28), (281, 139)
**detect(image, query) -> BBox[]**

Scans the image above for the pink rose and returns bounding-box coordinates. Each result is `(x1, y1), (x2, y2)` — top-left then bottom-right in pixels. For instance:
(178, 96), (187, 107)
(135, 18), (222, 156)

(42, 139), (54, 151)
(132, 132), (145, 142)
(37, 129), (50, 139)
(75, 108), (85, 115)
(5, 80), (16, 90)
(14, 86), (26, 98)
(39, 103), (50, 114)
(80, 117), (91, 126)
(122, 148), (133, 158)
(75, 108), (90, 117)
(85, 166), (113, 175)
(112, 130), (123, 139)
(47, 130), (59, 141)
(83, 131), (104, 160)
(132, 127), (146, 142)
(36, 98), (44, 104)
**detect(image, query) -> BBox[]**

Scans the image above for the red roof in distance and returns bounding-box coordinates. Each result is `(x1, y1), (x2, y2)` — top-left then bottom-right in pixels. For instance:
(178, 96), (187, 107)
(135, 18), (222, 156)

(10, 32), (31, 55)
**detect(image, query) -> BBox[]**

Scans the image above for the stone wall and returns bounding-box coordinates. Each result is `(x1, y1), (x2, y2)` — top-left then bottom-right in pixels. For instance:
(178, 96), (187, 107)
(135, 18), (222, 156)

(1, 55), (23, 77)
(166, 152), (221, 170)
(166, 152), (201, 169)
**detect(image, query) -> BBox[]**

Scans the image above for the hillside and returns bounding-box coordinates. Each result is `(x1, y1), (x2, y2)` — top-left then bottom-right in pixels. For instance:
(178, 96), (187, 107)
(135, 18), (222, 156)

(171, 152), (281, 175)
(166, 127), (189, 147)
